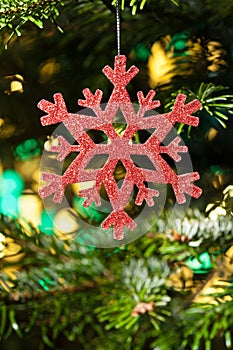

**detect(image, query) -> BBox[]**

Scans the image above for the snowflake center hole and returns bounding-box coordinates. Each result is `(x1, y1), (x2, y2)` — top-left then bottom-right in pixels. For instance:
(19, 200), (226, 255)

(85, 154), (109, 170)
(130, 155), (156, 170)
(113, 160), (127, 189)
(132, 129), (157, 144)
(86, 130), (108, 144)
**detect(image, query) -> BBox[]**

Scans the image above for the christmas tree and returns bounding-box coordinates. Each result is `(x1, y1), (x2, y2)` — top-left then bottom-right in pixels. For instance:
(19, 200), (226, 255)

(0, 1), (233, 349)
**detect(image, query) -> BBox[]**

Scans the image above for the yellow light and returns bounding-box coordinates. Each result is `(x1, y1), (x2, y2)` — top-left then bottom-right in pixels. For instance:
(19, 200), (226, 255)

(0, 234), (23, 262)
(15, 156), (41, 181)
(31, 168), (41, 192)
(44, 137), (59, 152)
(0, 232), (6, 259)
(18, 192), (42, 226)
(54, 208), (79, 237)
(0, 233), (24, 287)
(0, 118), (4, 128)
(72, 183), (80, 195)
(209, 206), (227, 220)
(207, 127), (218, 142)
(148, 38), (177, 88)
(39, 58), (60, 84)
(4, 74), (24, 94)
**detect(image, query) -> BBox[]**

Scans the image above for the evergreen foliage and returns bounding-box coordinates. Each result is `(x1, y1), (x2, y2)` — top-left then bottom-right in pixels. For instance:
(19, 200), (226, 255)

(0, 205), (233, 349)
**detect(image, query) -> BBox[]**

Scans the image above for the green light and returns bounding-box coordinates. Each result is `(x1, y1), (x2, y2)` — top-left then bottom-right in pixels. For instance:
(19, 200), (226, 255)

(0, 194), (19, 216)
(72, 195), (105, 224)
(39, 210), (55, 235)
(133, 43), (150, 62)
(167, 32), (190, 57)
(0, 170), (24, 217)
(38, 279), (50, 291)
(186, 252), (213, 274)
(0, 170), (24, 196)
(210, 165), (225, 176)
(173, 39), (187, 51)
(14, 138), (41, 160)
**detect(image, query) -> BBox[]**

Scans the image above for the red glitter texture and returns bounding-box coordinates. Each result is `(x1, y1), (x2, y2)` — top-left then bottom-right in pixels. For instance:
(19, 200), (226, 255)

(38, 55), (202, 240)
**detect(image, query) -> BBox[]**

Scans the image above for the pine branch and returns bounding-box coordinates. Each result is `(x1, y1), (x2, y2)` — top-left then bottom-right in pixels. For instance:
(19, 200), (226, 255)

(0, 0), (60, 16)
(101, 0), (115, 13)
(0, 0), (65, 46)
(1, 208), (233, 348)
(152, 297), (233, 350)
(112, 0), (179, 14)
(2, 278), (96, 304)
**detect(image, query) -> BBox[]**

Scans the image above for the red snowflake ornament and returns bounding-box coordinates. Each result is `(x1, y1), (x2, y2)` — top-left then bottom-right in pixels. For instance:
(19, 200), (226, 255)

(38, 55), (202, 240)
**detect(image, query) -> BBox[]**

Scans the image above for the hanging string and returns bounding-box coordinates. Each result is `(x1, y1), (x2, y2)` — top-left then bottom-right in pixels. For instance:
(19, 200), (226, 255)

(116, 0), (121, 61)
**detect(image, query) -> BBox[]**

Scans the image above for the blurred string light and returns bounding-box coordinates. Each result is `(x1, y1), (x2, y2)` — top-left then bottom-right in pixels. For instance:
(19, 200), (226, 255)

(206, 41), (227, 75)
(145, 33), (227, 89)
(4, 74), (24, 95)
(148, 35), (179, 88)
(168, 265), (194, 290)
(72, 195), (106, 226)
(0, 116), (16, 139)
(14, 138), (42, 161)
(0, 232), (6, 259)
(15, 156), (41, 183)
(14, 138), (42, 184)
(129, 42), (150, 62)
(209, 165), (229, 190)
(39, 58), (60, 84)
(18, 190), (43, 226)
(13, 138), (44, 226)
(192, 246), (233, 304)
(54, 208), (79, 238)
(206, 184), (233, 219)
(0, 231), (24, 282)
(0, 133), (91, 269)
(0, 169), (24, 217)
(39, 209), (56, 235)
(0, 233), (22, 260)
(44, 137), (60, 152)
(0, 138), (51, 231)
(0, 169), (27, 278)
(186, 252), (213, 274)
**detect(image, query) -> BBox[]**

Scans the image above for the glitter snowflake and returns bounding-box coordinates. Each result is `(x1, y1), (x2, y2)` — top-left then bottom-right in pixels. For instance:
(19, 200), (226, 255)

(38, 55), (202, 240)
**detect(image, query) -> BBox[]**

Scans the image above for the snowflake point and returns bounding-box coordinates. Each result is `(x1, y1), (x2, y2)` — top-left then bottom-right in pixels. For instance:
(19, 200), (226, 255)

(78, 88), (103, 107)
(53, 136), (80, 161)
(137, 90), (160, 109)
(160, 136), (188, 162)
(79, 187), (101, 207)
(39, 172), (65, 203)
(38, 92), (69, 126)
(101, 210), (136, 240)
(102, 55), (139, 87)
(174, 172), (202, 204)
(170, 94), (201, 126)
(136, 188), (159, 206)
